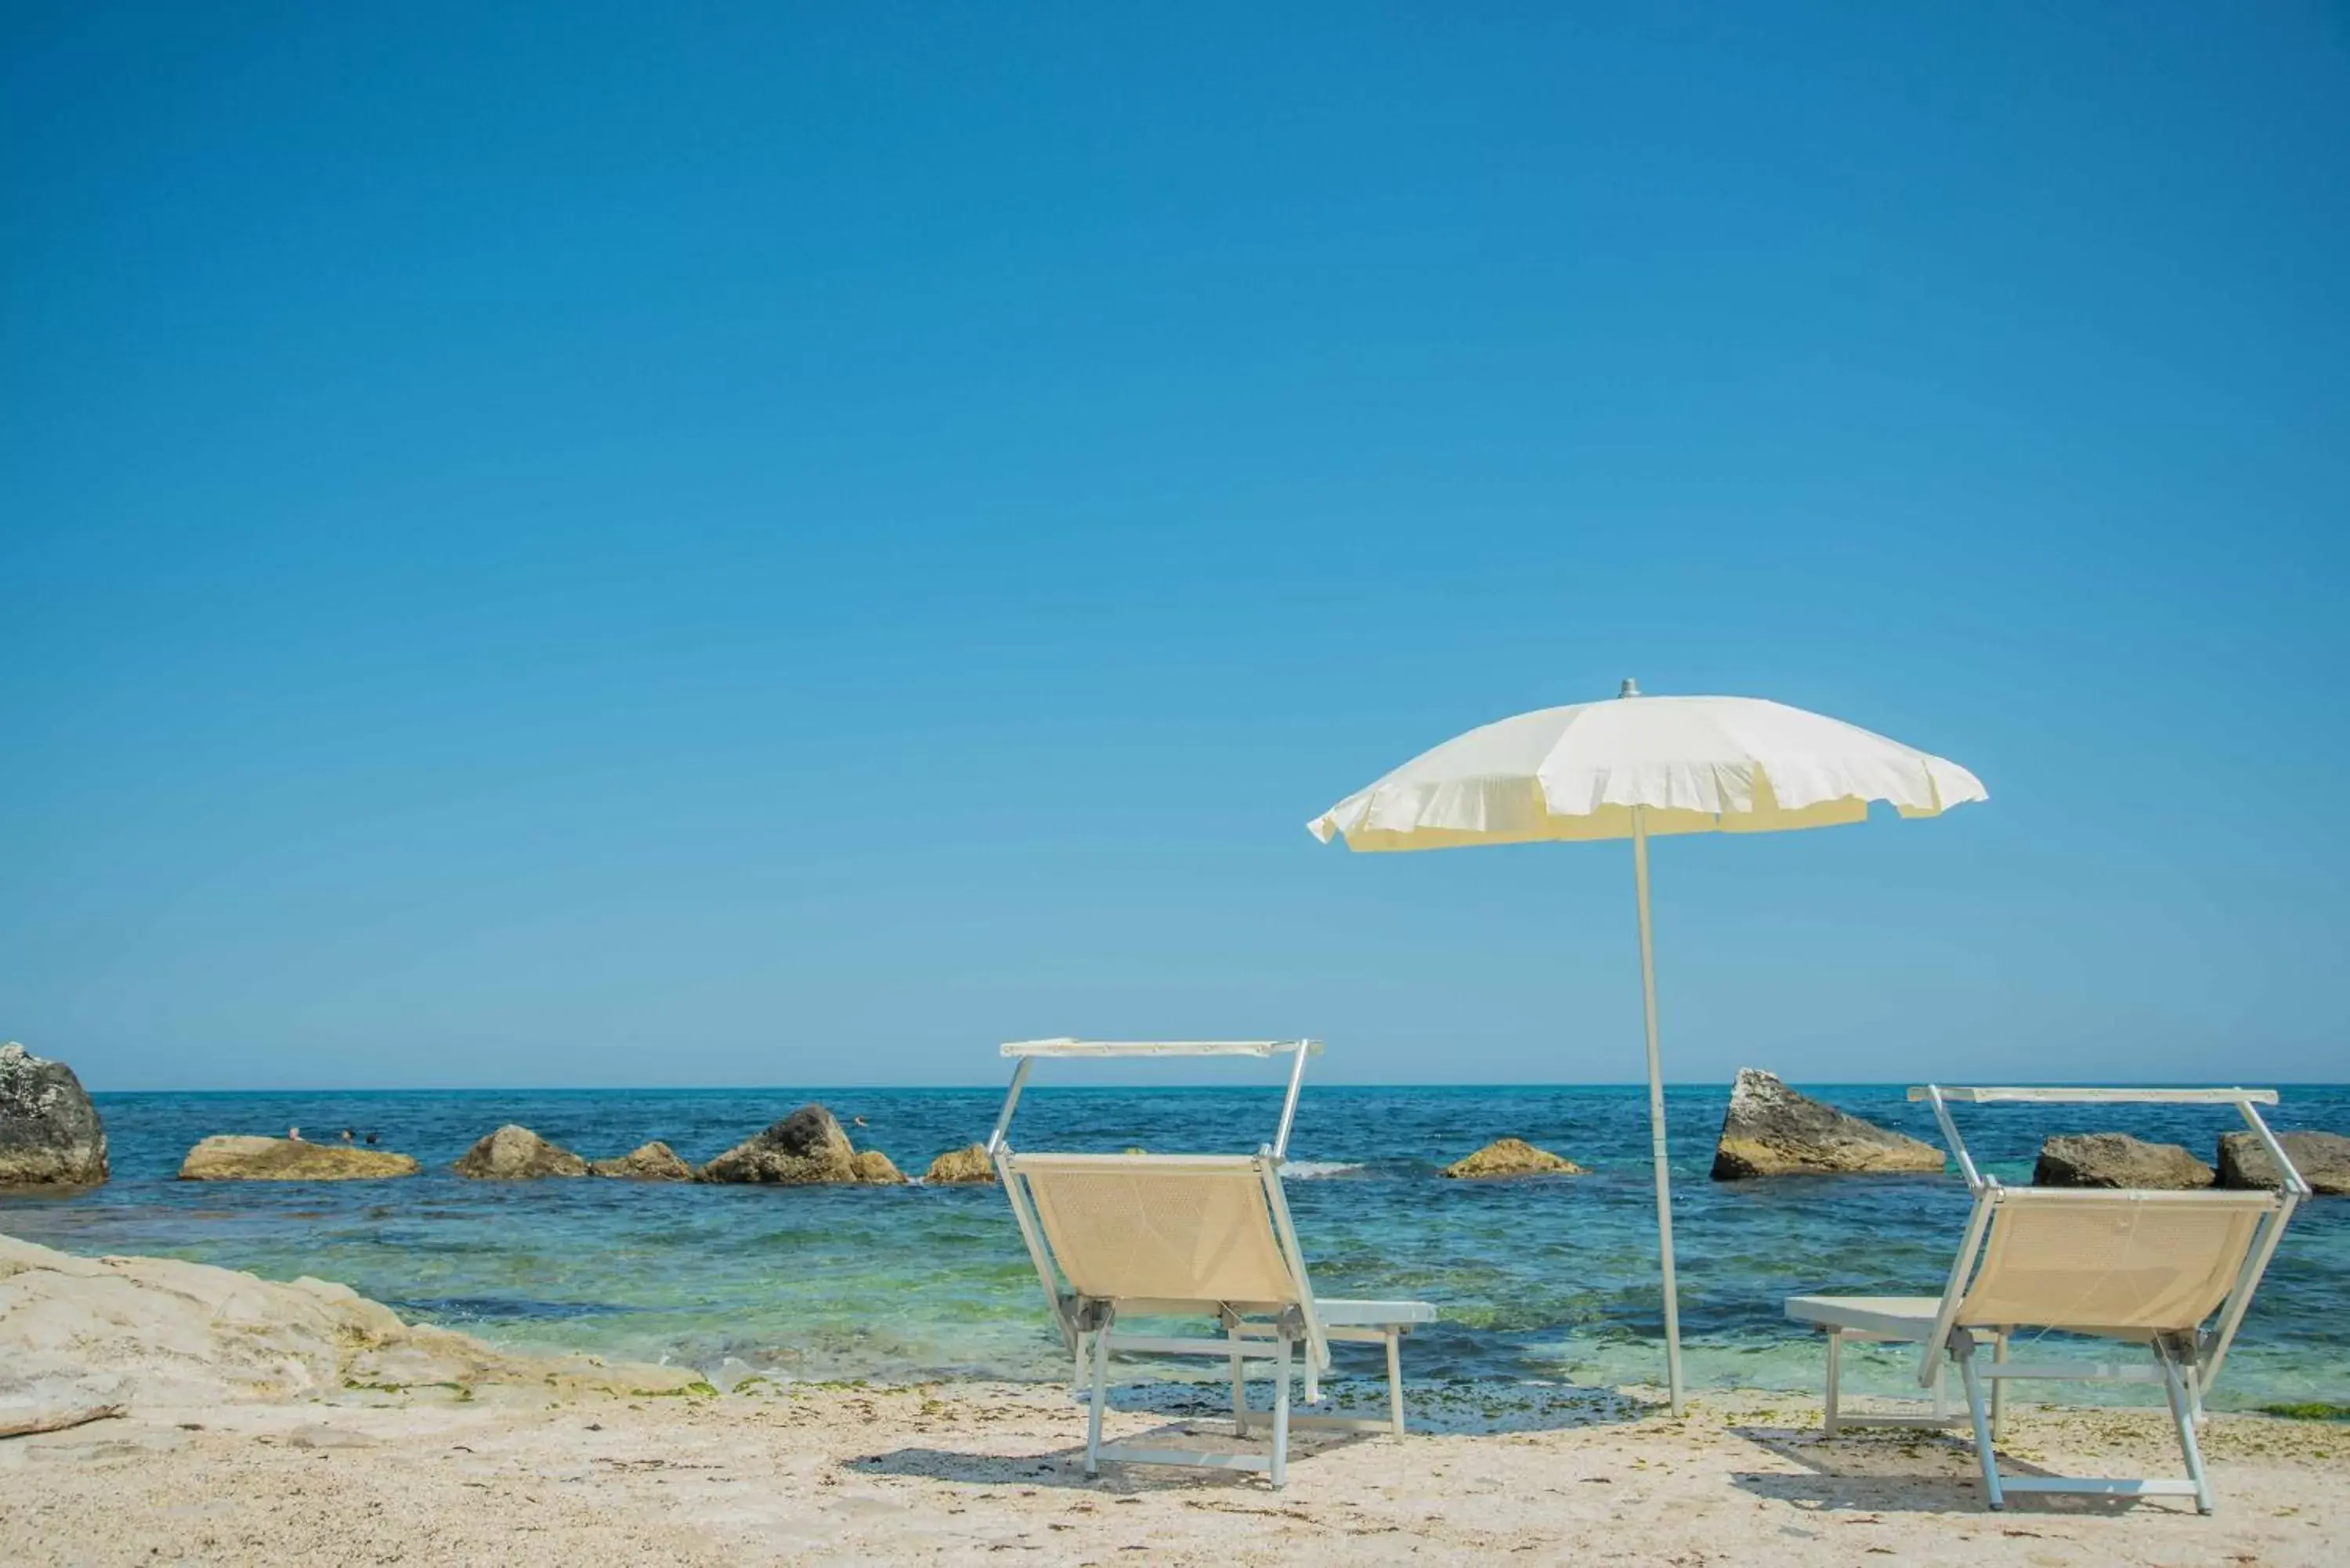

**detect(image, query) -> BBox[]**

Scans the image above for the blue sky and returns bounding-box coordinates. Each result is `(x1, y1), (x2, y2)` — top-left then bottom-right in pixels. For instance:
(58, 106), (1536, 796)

(5, 5), (2345, 1091)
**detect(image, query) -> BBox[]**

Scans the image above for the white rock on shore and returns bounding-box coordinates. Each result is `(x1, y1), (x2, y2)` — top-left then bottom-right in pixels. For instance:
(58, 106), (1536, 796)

(0, 1233), (708, 1423)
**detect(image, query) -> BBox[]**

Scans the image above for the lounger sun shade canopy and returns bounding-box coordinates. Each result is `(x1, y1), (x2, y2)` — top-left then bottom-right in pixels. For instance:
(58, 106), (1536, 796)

(1910, 1086), (2280, 1105)
(1002, 1039), (1325, 1059)
(1308, 684), (1985, 1413)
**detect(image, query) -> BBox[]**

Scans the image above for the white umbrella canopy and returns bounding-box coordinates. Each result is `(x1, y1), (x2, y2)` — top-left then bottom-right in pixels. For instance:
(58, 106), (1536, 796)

(1308, 682), (1986, 1413)
(1309, 688), (1986, 850)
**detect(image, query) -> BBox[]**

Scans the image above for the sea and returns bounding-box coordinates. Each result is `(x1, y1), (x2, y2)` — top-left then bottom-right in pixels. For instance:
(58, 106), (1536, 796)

(3, 1084), (2343, 1412)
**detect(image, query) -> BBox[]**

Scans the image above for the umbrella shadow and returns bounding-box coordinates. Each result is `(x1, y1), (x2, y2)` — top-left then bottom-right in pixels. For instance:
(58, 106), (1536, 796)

(850, 1418), (1372, 1494)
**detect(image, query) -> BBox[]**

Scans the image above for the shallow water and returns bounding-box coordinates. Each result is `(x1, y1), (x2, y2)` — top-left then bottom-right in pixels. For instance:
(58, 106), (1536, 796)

(4, 1084), (2343, 1410)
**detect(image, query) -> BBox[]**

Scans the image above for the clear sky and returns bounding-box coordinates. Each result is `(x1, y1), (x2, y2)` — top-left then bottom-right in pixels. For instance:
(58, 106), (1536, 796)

(5, 5), (2346, 1092)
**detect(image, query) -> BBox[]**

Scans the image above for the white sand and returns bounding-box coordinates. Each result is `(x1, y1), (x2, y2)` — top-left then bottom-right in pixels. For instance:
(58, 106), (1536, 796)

(3, 1378), (2341, 1566)
(3, 1234), (2339, 1564)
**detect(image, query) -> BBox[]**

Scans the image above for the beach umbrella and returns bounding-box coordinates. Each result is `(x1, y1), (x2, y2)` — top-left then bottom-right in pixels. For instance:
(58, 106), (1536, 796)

(1307, 681), (1987, 1414)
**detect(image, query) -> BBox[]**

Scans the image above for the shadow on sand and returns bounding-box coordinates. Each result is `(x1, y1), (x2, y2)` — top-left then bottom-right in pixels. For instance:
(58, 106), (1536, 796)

(848, 1374), (1668, 1494)
(1726, 1422), (2178, 1519)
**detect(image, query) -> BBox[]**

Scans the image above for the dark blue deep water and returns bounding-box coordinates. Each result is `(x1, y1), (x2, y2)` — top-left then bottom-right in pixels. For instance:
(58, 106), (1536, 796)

(4, 1082), (2342, 1410)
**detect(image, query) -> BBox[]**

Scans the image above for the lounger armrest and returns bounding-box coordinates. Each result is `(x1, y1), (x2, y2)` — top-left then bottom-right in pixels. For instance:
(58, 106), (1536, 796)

(1316, 1299), (1438, 1328)
(1785, 1295), (1947, 1342)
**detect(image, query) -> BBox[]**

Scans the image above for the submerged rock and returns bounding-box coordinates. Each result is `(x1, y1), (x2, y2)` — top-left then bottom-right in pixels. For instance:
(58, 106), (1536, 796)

(924, 1143), (997, 1183)
(453, 1125), (588, 1179)
(1441, 1137), (1585, 1179)
(2034, 1133), (2214, 1190)
(699, 1104), (860, 1183)
(588, 1140), (696, 1180)
(1710, 1068), (1943, 1180)
(0, 1234), (707, 1413)
(2217, 1129), (2350, 1196)
(179, 1136), (420, 1181)
(0, 1042), (108, 1186)
(850, 1149), (907, 1184)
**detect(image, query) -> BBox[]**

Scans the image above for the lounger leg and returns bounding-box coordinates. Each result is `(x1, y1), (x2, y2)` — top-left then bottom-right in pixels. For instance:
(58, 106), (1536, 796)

(1386, 1327), (1405, 1436)
(1084, 1322), (1112, 1476)
(1958, 1347), (2003, 1511)
(2160, 1352), (2214, 1515)
(1270, 1333), (1292, 1489)
(1932, 1354), (1950, 1421)
(1823, 1328), (1842, 1437)
(1990, 1331), (2009, 1443)
(1231, 1338), (1249, 1436)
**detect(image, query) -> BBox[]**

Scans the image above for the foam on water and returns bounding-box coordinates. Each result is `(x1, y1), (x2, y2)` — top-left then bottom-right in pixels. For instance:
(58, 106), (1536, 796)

(4, 1084), (2343, 1409)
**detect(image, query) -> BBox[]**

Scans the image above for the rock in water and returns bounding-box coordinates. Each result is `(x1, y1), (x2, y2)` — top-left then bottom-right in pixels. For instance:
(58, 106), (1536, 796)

(2216, 1129), (2350, 1196)
(587, 1140), (696, 1180)
(2034, 1133), (2214, 1190)
(850, 1149), (907, 1184)
(0, 1042), (108, 1186)
(1441, 1137), (1585, 1179)
(924, 1143), (998, 1183)
(699, 1104), (859, 1183)
(452, 1125), (588, 1179)
(1711, 1068), (1944, 1180)
(179, 1136), (420, 1180)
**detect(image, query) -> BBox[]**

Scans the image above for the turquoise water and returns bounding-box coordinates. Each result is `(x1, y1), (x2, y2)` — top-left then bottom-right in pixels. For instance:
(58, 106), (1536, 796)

(2, 1084), (2343, 1411)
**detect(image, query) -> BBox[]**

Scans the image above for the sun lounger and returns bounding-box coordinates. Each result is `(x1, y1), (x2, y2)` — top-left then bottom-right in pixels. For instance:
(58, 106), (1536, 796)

(987, 1039), (1435, 1487)
(1786, 1086), (2308, 1514)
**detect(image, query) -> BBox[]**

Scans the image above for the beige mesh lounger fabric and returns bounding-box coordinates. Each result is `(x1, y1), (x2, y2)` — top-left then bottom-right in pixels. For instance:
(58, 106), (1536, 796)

(1786, 1086), (2308, 1515)
(1021, 1155), (1296, 1307)
(987, 1040), (1436, 1488)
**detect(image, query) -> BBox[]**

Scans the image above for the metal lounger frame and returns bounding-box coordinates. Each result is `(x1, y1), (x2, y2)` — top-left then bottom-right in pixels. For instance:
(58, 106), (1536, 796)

(1793, 1085), (2308, 1515)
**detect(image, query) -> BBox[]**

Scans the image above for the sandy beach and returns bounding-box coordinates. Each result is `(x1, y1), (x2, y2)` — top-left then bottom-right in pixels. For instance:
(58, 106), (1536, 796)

(3, 1230), (2345, 1564)
(7, 1374), (2344, 1565)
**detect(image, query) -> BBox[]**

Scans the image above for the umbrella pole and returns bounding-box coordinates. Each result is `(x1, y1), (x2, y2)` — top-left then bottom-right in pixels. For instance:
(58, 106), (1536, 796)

(1632, 805), (1686, 1415)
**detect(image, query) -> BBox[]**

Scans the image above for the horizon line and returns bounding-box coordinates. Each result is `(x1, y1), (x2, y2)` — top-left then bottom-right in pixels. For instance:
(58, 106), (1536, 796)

(85, 1078), (2343, 1097)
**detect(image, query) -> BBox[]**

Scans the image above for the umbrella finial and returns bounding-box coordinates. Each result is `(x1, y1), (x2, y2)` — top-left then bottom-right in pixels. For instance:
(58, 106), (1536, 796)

(1618, 677), (1642, 698)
